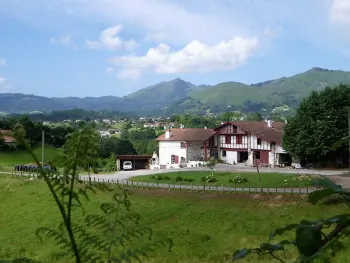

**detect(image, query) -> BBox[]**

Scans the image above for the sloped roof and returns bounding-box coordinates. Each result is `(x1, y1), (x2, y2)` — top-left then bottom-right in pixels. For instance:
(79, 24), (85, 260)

(156, 128), (216, 141)
(0, 130), (16, 144)
(215, 121), (284, 145)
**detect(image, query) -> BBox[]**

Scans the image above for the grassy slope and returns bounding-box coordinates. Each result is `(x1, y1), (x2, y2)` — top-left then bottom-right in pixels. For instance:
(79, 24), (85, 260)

(0, 145), (59, 165)
(130, 171), (312, 188)
(188, 68), (350, 107)
(0, 176), (349, 262)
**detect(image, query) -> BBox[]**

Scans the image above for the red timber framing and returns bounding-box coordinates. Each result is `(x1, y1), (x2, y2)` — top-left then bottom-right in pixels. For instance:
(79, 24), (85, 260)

(204, 141), (207, 161)
(216, 123), (247, 135)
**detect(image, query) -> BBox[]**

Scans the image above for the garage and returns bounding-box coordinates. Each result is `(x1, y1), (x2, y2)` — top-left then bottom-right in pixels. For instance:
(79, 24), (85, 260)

(116, 155), (152, 171)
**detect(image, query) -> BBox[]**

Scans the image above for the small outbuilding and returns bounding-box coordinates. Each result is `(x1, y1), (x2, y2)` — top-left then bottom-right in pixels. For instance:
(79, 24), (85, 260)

(116, 155), (152, 171)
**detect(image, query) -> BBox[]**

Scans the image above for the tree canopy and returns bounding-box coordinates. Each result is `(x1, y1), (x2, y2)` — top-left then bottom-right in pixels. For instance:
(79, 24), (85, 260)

(283, 83), (350, 164)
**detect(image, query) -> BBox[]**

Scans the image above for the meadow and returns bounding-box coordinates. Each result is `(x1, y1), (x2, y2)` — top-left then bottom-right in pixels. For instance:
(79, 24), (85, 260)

(0, 145), (58, 166)
(130, 171), (314, 188)
(0, 175), (349, 263)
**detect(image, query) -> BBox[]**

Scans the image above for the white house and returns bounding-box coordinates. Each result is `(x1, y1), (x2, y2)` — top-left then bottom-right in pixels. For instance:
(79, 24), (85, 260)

(154, 121), (290, 169)
(214, 120), (289, 167)
(155, 128), (217, 168)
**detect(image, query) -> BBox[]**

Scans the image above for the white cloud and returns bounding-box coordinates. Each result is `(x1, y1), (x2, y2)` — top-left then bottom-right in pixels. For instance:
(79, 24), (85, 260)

(105, 67), (115, 75)
(0, 76), (9, 92)
(111, 37), (259, 78)
(49, 35), (75, 47)
(87, 25), (137, 51)
(330, 0), (350, 25)
(0, 58), (6, 67)
(117, 69), (141, 80)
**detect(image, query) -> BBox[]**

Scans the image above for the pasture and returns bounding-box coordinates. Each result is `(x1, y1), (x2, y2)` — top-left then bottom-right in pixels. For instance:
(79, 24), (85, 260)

(130, 171), (314, 188)
(0, 175), (349, 262)
(0, 145), (59, 166)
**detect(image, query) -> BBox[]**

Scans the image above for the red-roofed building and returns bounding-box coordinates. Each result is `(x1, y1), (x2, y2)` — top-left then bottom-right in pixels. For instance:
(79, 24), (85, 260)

(0, 130), (16, 144)
(214, 120), (289, 167)
(154, 120), (290, 168)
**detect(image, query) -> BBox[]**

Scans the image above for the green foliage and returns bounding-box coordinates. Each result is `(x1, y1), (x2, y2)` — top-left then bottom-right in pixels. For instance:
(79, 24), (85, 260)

(99, 136), (136, 158)
(11, 123), (171, 263)
(150, 174), (171, 181)
(283, 83), (350, 163)
(201, 175), (217, 183)
(233, 177), (350, 262)
(229, 176), (249, 184)
(247, 112), (263, 121)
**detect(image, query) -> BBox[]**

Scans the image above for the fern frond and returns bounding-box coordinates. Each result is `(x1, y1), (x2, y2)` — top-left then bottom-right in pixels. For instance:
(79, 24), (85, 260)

(36, 227), (72, 255)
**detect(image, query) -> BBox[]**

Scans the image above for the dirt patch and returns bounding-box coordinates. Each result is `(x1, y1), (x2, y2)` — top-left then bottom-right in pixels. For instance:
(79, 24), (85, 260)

(130, 188), (304, 203)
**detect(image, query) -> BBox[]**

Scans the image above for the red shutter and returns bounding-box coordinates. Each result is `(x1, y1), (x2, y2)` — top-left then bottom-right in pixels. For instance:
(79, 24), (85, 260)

(175, 155), (179, 164)
(225, 135), (231, 144)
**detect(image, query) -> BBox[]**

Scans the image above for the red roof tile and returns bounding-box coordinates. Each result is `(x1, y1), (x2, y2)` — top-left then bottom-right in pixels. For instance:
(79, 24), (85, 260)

(156, 128), (216, 141)
(0, 130), (16, 144)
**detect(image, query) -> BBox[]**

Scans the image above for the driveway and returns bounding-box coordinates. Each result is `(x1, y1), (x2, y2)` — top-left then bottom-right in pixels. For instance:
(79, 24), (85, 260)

(81, 163), (348, 182)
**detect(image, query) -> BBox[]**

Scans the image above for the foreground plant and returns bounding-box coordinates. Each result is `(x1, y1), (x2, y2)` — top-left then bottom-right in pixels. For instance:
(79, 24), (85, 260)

(233, 177), (350, 262)
(12, 123), (172, 263)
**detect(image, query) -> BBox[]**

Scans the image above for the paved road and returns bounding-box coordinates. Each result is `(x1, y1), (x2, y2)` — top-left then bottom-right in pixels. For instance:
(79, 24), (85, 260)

(80, 163), (347, 182)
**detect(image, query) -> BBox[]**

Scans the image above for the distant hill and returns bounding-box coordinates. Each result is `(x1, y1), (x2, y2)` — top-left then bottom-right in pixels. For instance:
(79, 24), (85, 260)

(1, 67), (350, 115)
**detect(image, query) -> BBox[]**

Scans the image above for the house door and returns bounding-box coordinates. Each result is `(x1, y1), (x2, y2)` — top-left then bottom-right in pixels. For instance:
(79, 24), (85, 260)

(260, 151), (269, 164)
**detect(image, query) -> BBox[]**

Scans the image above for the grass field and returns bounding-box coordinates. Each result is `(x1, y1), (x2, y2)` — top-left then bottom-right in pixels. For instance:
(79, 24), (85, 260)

(1, 175), (349, 262)
(130, 171), (313, 188)
(0, 145), (59, 166)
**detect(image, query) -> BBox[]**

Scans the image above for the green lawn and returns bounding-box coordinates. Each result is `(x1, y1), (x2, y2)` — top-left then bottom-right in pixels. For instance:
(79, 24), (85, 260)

(0, 145), (59, 166)
(0, 175), (349, 262)
(131, 171), (314, 188)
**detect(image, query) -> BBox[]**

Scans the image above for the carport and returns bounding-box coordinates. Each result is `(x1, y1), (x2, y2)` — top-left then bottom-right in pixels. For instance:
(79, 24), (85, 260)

(116, 155), (152, 171)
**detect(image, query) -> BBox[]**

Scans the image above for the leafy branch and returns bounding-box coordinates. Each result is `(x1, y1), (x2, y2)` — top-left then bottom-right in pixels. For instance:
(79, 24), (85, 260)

(233, 177), (350, 262)
(12, 123), (172, 262)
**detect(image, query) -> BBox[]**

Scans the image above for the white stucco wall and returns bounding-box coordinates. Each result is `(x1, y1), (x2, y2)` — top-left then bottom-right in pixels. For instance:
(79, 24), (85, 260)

(158, 141), (187, 165)
(275, 145), (286, 153)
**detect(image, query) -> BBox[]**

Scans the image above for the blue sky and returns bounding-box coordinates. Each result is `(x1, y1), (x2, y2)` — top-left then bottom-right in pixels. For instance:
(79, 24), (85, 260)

(0, 0), (350, 97)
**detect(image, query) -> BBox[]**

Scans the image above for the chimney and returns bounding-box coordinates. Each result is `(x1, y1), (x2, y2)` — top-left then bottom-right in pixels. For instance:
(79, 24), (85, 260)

(165, 127), (171, 139)
(267, 120), (272, 128)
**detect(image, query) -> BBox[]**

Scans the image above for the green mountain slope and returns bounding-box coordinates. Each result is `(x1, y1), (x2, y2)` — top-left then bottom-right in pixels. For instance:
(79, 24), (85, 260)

(124, 78), (203, 110)
(1, 67), (350, 114)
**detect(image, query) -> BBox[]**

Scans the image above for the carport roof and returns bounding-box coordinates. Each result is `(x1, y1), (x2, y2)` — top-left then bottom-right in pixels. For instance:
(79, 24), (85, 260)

(116, 155), (152, 160)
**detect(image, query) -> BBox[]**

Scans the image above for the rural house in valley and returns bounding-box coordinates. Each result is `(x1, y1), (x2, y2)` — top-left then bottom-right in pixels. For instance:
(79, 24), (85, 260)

(154, 120), (290, 168)
(214, 120), (289, 167)
(155, 128), (217, 168)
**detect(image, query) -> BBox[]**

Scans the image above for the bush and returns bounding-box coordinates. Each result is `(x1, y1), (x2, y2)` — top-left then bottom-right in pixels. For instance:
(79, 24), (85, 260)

(291, 174), (313, 182)
(183, 177), (194, 182)
(150, 174), (171, 181)
(175, 175), (183, 181)
(229, 175), (249, 184)
(202, 174), (217, 183)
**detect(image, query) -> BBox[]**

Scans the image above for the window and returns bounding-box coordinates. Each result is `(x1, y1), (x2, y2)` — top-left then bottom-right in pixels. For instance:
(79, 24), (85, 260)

(180, 142), (186, 149)
(222, 150), (227, 157)
(171, 155), (176, 164)
(236, 135), (242, 144)
(225, 135), (231, 144)
(257, 138), (262, 145)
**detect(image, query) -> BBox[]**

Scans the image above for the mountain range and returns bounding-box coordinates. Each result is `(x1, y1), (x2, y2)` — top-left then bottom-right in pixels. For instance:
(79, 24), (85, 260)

(1, 67), (350, 116)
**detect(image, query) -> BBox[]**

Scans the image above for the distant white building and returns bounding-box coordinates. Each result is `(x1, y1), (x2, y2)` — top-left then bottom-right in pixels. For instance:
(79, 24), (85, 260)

(102, 119), (111, 124)
(99, 130), (111, 137)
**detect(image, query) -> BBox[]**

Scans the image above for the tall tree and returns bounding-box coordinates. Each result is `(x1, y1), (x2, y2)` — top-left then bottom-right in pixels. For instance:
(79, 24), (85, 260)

(283, 83), (350, 164)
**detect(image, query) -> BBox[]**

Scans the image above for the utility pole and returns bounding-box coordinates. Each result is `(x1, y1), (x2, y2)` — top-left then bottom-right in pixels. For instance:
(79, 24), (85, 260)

(42, 130), (45, 165)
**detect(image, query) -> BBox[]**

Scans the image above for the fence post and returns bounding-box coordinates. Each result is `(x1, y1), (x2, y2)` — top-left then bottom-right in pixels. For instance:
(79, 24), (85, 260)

(292, 188), (294, 195)
(249, 184), (250, 193)
(299, 186), (301, 194)
(307, 185), (309, 194)
(234, 183), (236, 193)
(222, 184), (224, 193)
(216, 184), (218, 193)
(276, 187), (277, 193)
(192, 183), (194, 192)
(267, 187), (269, 195)
(284, 187), (285, 194)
